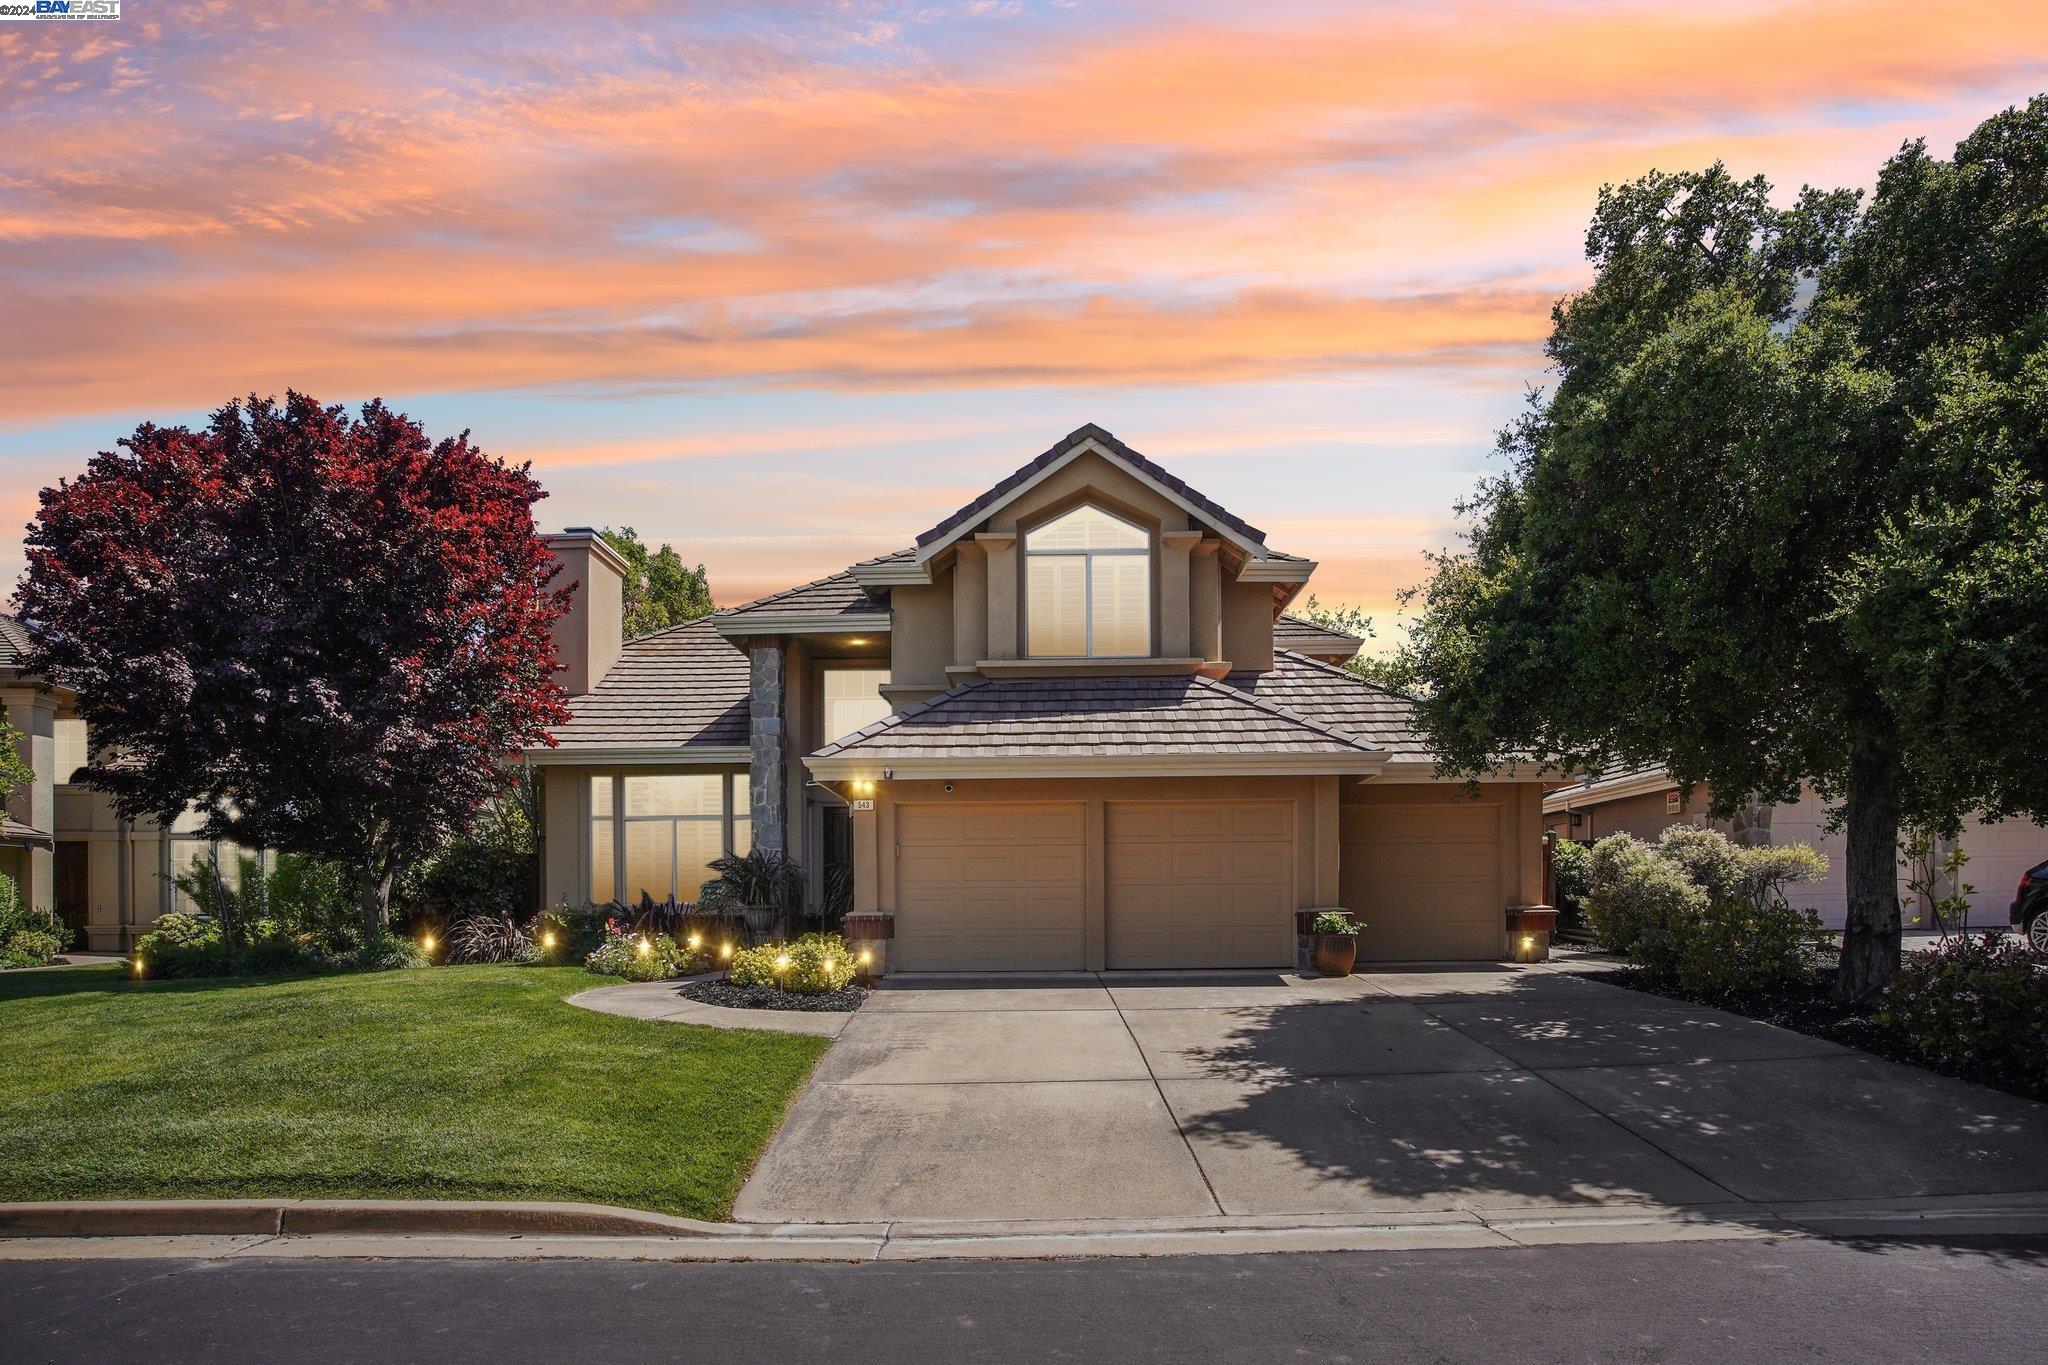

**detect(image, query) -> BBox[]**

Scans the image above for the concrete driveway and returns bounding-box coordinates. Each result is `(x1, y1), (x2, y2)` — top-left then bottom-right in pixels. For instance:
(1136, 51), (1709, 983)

(734, 963), (2048, 1225)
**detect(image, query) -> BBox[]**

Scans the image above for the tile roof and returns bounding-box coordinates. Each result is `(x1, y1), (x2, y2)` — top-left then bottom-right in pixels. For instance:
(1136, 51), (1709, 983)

(713, 570), (885, 620)
(0, 614), (31, 670)
(545, 617), (749, 752)
(1219, 650), (1435, 762)
(1272, 614), (1363, 659)
(851, 548), (915, 568)
(0, 816), (52, 847)
(915, 423), (1268, 554)
(811, 671), (1381, 762)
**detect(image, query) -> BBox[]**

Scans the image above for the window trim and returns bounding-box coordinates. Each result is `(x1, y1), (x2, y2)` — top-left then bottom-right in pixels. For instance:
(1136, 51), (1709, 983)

(589, 771), (749, 906)
(1024, 504), (1152, 658)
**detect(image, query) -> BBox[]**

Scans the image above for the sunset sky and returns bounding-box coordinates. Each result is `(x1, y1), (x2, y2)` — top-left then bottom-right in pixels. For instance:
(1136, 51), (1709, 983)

(5, 1), (2045, 647)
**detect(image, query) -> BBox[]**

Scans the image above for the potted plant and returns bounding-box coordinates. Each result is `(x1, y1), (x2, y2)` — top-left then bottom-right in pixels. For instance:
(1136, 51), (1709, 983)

(1310, 910), (1362, 977)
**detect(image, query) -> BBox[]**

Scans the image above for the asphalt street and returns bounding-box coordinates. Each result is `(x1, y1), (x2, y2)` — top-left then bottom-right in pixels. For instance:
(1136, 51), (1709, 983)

(3, 1234), (2044, 1363)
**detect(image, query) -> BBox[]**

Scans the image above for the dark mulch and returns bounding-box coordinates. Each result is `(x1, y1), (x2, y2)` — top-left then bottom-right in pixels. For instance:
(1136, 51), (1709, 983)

(1584, 966), (2043, 1105)
(678, 980), (868, 1013)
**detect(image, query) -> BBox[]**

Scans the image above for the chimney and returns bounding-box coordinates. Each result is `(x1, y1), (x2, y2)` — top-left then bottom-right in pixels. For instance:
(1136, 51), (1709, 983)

(542, 527), (628, 697)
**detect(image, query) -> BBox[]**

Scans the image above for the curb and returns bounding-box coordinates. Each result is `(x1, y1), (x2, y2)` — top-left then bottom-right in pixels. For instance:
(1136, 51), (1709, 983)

(4, 1194), (2047, 1262)
(0, 1199), (748, 1241)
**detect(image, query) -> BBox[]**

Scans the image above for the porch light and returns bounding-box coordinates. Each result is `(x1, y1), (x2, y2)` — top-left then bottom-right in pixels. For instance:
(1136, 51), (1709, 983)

(847, 637), (868, 646)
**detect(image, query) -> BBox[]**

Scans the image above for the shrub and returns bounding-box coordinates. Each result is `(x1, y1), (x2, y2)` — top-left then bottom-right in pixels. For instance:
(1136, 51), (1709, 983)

(0, 872), (69, 963)
(1586, 827), (1826, 992)
(448, 914), (536, 964)
(392, 778), (538, 934)
(1310, 910), (1360, 935)
(1667, 897), (1826, 996)
(1877, 935), (2048, 1098)
(729, 933), (857, 995)
(698, 848), (806, 939)
(136, 912), (222, 951)
(2, 928), (65, 968)
(1550, 837), (1592, 936)
(172, 851), (357, 950)
(586, 929), (701, 982)
(536, 902), (611, 960)
(1585, 834), (1706, 959)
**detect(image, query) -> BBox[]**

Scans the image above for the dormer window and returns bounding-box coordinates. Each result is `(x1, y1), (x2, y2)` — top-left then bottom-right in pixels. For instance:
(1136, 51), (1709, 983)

(1025, 504), (1150, 656)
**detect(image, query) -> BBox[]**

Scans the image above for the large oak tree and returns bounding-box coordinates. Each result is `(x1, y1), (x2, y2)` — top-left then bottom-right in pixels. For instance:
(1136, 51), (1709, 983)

(18, 393), (571, 939)
(1402, 98), (2048, 1000)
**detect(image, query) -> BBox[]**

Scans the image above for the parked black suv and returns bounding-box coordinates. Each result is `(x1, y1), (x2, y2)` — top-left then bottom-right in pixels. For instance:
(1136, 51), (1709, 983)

(2013, 858), (2048, 954)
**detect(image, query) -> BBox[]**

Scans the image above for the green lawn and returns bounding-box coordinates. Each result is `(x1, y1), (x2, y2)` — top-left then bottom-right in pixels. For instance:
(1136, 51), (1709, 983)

(0, 965), (829, 1219)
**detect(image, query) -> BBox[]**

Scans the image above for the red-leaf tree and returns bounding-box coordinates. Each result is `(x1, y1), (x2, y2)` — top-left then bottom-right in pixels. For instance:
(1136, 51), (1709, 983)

(17, 392), (571, 939)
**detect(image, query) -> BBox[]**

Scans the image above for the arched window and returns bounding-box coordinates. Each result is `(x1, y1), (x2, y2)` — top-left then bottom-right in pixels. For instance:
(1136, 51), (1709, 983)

(1024, 504), (1150, 656)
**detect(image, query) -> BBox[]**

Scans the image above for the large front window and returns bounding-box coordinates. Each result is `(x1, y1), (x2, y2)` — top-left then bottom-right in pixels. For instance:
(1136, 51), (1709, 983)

(822, 667), (891, 743)
(590, 773), (750, 905)
(1025, 504), (1151, 656)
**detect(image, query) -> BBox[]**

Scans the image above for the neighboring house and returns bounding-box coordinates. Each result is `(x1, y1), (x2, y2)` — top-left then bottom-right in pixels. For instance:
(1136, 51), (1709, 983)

(1544, 764), (2044, 931)
(525, 424), (1549, 969)
(1, 613), (266, 951)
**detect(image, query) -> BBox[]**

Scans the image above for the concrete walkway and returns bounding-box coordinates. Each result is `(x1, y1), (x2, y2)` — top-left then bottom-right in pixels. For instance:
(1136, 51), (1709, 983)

(735, 961), (2048, 1226)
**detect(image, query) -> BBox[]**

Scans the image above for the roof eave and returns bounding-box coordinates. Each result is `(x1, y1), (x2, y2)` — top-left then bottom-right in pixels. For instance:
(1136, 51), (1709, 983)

(805, 751), (1388, 782)
(522, 744), (753, 767)
(712, 612), (893, 638)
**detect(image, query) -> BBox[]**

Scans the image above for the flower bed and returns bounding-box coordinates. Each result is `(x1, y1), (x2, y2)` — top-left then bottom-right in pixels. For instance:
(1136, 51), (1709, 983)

(678, 980), (867, 1013)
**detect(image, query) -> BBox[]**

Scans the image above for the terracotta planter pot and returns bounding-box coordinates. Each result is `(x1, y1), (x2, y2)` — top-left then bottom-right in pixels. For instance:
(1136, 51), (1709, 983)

(1312, 934), (1358, 978)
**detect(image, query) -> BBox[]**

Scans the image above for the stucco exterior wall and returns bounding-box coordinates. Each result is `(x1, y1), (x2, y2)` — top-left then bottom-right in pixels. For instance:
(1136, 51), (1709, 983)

(1219, 580), (1275, 672)
(888, 581), (953, 698)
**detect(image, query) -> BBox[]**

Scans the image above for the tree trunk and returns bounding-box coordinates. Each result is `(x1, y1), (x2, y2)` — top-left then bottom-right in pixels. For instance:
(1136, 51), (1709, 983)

(357, 862), (393, 944)
(1836, 739), (1904, 1002)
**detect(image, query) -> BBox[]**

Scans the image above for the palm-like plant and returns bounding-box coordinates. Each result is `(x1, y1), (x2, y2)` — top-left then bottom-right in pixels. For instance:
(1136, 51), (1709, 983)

(698, 848), (806, 941)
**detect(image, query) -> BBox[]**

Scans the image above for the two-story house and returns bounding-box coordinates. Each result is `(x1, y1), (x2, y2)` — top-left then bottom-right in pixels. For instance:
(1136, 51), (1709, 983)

(525, 425), (1550, 971)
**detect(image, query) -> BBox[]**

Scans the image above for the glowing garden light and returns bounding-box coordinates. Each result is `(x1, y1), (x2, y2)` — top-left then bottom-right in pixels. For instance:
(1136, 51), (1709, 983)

(421, 933), (436, 954)
(719, 942), (733, 959)
(636, 936), (652, 957)
(773, 953), (791, 972)
(687, 933), (702, 950)
(857, 948), (873, 967)
(541, 930), (557, 950)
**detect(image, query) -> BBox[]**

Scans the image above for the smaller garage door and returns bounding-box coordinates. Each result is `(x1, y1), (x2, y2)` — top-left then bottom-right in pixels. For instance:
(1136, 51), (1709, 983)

(1340, 803), (1501, 961)
(1107, 801), (1296, 969)
(894, 803), (1086, 971)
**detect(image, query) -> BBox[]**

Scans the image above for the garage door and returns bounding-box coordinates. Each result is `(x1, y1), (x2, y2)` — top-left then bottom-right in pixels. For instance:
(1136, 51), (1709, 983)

(1340, 803), (1501, 961)
(1107, 801), (1295, 969)
(894, 802), (1086, 971)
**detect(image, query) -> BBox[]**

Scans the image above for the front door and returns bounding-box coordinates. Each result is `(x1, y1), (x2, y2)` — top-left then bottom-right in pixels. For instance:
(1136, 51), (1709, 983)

(55, 841), (89, 952)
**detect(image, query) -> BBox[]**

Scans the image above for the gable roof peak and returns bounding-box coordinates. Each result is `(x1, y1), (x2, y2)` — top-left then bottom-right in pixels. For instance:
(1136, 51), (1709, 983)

(915, 423), (1268, 563)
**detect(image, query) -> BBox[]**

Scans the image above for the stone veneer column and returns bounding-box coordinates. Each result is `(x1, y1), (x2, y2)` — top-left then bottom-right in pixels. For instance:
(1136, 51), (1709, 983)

(747, 640), (786, 855)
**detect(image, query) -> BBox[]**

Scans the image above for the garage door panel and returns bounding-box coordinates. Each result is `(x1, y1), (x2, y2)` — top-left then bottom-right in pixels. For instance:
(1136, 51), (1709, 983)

(1340, 803), (1503, 962)
(895, 801), (1085, 972)
(1107, 800), (1295, 970)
